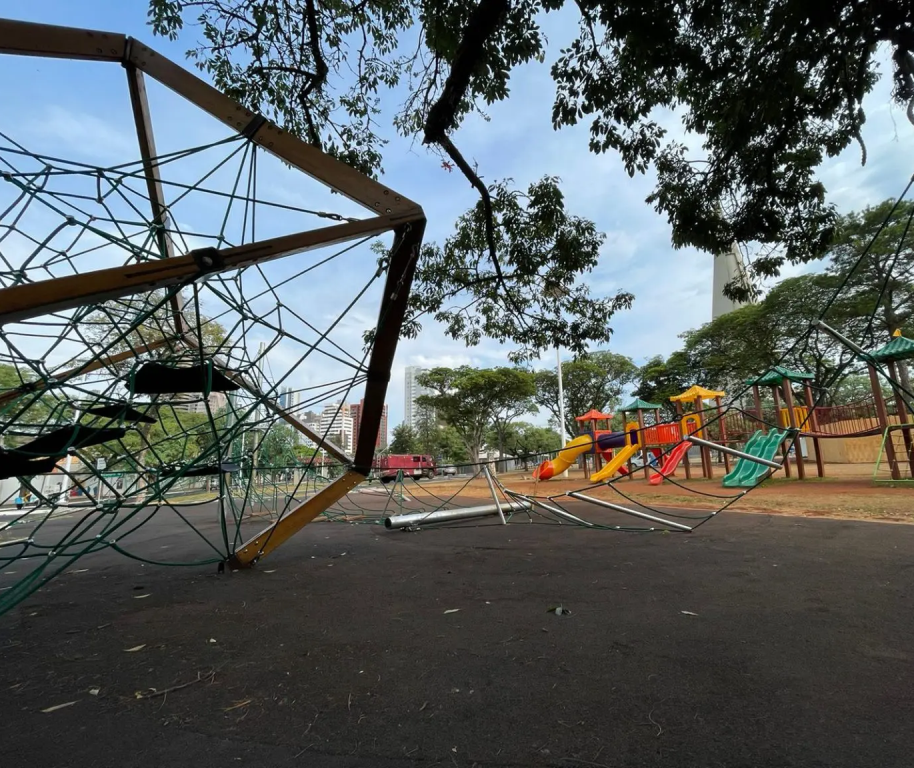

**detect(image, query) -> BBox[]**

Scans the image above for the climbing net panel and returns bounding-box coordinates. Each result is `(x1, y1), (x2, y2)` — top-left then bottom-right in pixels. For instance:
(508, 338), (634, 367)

(0, 19), (424, 615)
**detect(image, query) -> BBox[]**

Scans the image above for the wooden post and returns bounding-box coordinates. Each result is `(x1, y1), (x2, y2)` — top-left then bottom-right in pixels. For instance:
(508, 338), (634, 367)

(715, 395), (731, 474)
(695, 395), (712, 479)
(781, 380), (805, 480)
(888, 360), (914, 475)
(592, 417), (602, 473)
(771, 385), (791, 477)
(752, 384), (764, 429)
(637, 407), (649, 480)
(125, 63), (185, 336)
(869, 362), (900, 480)
(676, 400), (691, 480)
(803, 381), (825, 478)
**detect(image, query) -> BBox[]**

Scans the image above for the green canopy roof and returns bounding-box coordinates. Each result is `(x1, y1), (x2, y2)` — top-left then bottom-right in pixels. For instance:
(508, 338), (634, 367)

(870, 334), (914, 363)
(746, 366), (815, 387)
(619, 398), (662, 411)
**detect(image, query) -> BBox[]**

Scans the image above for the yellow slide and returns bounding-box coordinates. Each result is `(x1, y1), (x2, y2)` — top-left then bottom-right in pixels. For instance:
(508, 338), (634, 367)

(533, 434), (594, 480)
(589, 443), (641, 483)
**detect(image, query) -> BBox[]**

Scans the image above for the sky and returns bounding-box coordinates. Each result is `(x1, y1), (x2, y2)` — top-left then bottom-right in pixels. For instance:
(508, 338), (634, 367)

(1, 3), (913, 437)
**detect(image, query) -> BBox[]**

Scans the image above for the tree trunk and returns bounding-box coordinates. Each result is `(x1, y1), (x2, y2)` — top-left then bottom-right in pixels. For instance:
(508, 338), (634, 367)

(899, 361), (912, 404)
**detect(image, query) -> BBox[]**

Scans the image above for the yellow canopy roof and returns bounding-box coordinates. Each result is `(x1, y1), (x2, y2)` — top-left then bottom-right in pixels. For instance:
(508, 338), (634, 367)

(670, 385), (726, 402)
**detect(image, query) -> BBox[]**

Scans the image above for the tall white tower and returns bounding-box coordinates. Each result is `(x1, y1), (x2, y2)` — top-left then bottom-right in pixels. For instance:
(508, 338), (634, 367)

(712, 241), (753, 320)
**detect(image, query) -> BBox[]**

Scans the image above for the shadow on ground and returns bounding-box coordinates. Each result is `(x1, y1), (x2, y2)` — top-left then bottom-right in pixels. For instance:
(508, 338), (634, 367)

(1, 509), (912, 767)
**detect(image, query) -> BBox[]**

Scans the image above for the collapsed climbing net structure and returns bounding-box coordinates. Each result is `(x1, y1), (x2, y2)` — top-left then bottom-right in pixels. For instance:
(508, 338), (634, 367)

(0, 19), (424, 614)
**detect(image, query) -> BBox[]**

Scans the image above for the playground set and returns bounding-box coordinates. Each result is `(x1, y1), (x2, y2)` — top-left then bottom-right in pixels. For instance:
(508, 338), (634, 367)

(535, 329), (914, 489)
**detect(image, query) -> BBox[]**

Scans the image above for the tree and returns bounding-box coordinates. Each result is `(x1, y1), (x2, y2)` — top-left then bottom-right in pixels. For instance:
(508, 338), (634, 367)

(677, 304), (777, 392)
(0, 364), (62, 446)
(651, 276), (844, 407)
(413, 406), (440, 455)
(75, 408), (213, 471)
(829, 374), (895, 406)
(389, 423), (420, 454)
(150, 0), (914, 295)
(634, 352), (692, 420)
(495, 421), (562, 469)
(295, 444), (319, 463)
(757, 273), (853, 395)
(436, 425), (471, 465)
(400, 178), (633, 360)
(257, 425), (299, 478)
(485, 368), (536, 470)
(417, 366), (532, 466)
(534, 351), (638, 436)
(81, 291), (228, 373)
(827, 200), (914, 339)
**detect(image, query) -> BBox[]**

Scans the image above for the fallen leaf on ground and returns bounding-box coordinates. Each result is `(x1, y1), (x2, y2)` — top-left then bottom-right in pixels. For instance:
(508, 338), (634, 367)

(134, 594), (150, 599)
(443, 609), (460, 614)
(41, 701), (77, 713)
(123, 644), (146, 652)
(547, 605), (571, 616)
(680, 610), (699, 616)
(89, 688), (100, 696)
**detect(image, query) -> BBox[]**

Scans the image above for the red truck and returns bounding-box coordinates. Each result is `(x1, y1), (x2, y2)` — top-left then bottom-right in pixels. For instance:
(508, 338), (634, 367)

(376, 454), (437, 482)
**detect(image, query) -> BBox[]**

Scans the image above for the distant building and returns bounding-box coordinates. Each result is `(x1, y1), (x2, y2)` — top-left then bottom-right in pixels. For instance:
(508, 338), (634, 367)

(277, 386), (300, 412)
(404, 366), (431, 430)
(320, 401), (353, 454)
(177, 390), (227, 414)
(349, 400), (388, 452)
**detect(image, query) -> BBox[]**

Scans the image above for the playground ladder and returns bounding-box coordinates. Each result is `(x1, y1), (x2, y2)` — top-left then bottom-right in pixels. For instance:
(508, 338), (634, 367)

(873, 425), (914, 482)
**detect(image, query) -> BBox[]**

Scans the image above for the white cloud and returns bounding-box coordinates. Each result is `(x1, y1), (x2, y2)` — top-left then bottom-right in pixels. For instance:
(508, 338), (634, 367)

(25, 105), (137, 163)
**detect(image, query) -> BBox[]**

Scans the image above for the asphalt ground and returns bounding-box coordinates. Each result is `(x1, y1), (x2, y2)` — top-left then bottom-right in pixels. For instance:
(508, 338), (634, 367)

(0, 502), (912, 768)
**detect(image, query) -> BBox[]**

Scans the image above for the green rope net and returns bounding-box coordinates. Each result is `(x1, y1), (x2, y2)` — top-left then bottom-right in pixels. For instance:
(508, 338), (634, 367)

(0, 111), (397, 614)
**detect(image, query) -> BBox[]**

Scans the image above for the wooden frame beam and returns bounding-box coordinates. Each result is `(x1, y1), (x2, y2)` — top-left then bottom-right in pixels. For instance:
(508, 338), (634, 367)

(123, 38), (422, 217)
(0, 214), (418, 327)
(229, 470), (364, 567)
(124, 63), (186, 336)
(0, 19), (125, 61)
(353, 221), (425, 471)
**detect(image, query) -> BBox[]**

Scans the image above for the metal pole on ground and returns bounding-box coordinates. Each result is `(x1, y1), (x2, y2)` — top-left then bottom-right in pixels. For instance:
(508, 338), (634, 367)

(482, 465), (507, 525)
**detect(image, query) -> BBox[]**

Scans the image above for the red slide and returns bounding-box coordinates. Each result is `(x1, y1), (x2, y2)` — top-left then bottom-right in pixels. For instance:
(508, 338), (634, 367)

(649, 441), (692, 485)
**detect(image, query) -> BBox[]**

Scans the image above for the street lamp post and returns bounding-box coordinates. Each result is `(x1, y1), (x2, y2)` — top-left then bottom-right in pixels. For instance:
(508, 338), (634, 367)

(556, 347), (568, 479)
